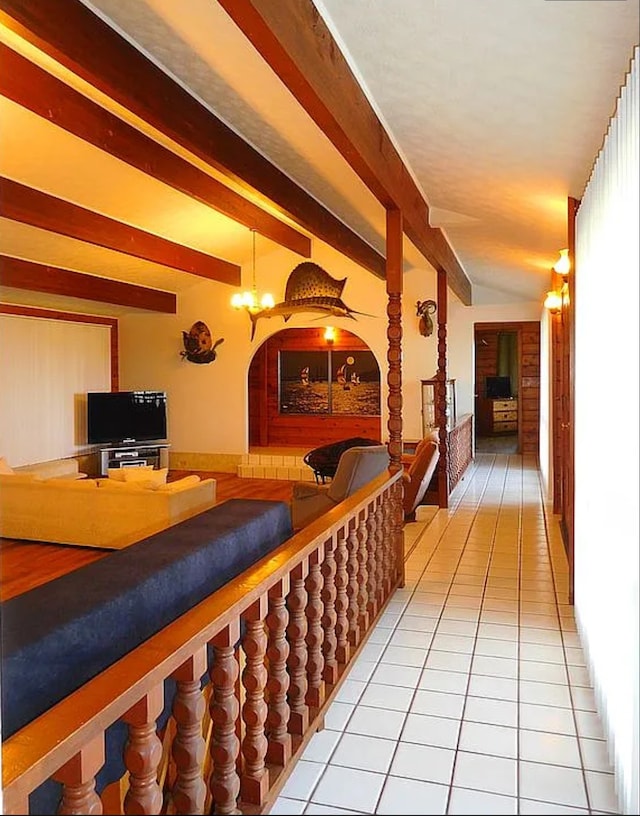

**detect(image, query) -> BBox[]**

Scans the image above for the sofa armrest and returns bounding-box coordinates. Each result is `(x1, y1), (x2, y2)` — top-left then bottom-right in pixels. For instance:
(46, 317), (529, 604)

(292, 482), (330, 500)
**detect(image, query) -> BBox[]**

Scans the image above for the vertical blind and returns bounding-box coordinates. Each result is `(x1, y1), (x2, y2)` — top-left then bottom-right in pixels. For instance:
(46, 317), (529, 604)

(0, 314), (111, 467)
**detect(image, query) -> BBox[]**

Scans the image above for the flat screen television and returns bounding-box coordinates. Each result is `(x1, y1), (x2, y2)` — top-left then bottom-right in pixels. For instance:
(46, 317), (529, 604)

(485, 376), (512, 399)
(87, 391), (168, 445)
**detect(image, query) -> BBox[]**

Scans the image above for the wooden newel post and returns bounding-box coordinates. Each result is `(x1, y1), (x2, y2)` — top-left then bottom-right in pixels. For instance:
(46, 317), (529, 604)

(122, 685), (164, 815)
(171, 648), (208, 815)
(436, 267), (449, 508)
(54, 734), (105, 815)
(386, 207), (405, 587)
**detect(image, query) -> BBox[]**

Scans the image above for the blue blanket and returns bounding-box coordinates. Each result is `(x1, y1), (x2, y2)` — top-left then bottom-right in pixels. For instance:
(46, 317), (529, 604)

(2, 498), (292, 737)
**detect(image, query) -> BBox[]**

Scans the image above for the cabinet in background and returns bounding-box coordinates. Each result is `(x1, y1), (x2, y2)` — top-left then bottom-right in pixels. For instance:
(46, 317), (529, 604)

(99, 444), (170, 476)
(421, 378), (456, 435)
(491, 399), (518, 434)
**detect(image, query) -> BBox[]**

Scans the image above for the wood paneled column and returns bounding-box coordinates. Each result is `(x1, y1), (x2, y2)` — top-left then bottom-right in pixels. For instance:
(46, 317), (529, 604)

(436, 268), (449, 508)
(385, 208), (405, 586)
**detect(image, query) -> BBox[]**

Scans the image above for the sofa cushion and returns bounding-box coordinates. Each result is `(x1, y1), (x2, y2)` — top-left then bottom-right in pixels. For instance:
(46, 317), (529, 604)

(156, 474), (201, 492)
(0, 472), (36, 484)
(0, 456), (14, 474)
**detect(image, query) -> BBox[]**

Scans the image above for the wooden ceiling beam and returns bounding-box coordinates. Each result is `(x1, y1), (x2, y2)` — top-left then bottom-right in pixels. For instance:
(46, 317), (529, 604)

(0, 255), (176, 313)
(0, 44), (310, 259)
(217, 0), (472, 305)
(0, 178), (241, 286)
(0, 0), (386, 278)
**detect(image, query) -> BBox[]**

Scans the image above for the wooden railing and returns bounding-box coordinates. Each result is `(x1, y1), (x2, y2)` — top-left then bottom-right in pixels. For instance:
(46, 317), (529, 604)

(2, 469), (404, 815)
(448, 413), (473, 492)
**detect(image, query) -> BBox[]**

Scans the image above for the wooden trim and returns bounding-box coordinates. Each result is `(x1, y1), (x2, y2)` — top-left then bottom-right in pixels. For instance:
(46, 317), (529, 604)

(0, 255), (176, 313)
(0, 0), (385, 278)
(217, 0), (472, 304)
(0, 178), (241, 285)
(0, 44), (310, 258)
(0, 304), (119, 389)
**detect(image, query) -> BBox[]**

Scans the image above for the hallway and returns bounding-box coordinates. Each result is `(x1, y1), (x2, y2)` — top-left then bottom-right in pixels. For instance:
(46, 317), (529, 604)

(272, 454), (619, 815)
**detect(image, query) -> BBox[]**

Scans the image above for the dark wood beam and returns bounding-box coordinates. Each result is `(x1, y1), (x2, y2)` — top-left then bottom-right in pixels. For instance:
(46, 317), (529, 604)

(0, 0), (386, 278)
(217, 0), (472, 304)
(0, 256), (176, 313)
(0, 45), (310, 259)
(0, 178), (241, 286)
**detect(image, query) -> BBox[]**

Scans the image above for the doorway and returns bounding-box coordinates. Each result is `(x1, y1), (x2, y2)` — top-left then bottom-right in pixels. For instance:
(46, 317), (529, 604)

(473, 322), (541, 456)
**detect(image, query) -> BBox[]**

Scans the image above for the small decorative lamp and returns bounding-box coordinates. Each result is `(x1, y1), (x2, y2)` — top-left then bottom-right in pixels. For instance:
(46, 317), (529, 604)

(544, 290), (562, 314)
(553, 249), (570, 276)
(324, 326), (336, 344)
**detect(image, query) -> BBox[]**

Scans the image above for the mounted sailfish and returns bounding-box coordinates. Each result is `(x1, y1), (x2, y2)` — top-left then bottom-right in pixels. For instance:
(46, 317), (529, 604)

(248, 262), (373, 340)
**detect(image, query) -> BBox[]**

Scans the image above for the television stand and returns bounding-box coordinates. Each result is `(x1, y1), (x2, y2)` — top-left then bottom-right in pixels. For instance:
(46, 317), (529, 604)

(99, 443), (170, 476)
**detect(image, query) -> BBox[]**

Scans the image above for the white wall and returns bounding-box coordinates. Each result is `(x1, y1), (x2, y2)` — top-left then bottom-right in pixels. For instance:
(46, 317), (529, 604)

(573, 47), (639, 816)
(119, 240), (438, 454)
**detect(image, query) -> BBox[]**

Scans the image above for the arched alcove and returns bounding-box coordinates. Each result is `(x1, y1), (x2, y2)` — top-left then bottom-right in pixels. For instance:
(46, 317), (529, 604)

(248, 327), (382, 449)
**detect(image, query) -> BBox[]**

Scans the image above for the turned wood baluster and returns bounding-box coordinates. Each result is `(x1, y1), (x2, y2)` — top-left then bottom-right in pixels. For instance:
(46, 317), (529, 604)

(122, 685), (164, 815)
(321, 534), (339, 684)
(346, 519), (361, 647)
(209, 621), (241, 816)
(240, 597), (269, 807)
(375, 496), (386, 609)
(266, 578), (292, 767)
(366, 501), (379, 620)
(305, 546), (326, 708)
(54, 735), (104, 815)
(356, 511), (370, 634)
(334, 528), (351, 665)
(381, 490), (393, 598)
(286, 559), (309, 735)
(170, 648), (207, 815)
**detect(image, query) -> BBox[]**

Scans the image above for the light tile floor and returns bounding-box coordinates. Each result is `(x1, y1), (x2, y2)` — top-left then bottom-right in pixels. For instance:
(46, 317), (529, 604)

(271, 454), (619, 815)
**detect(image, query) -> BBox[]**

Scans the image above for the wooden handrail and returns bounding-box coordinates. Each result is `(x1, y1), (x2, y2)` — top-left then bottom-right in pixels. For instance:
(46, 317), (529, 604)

(2, 468), (403, 815)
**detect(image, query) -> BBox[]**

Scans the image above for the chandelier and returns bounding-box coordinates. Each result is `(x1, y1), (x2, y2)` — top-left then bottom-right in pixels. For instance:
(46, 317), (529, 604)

(230, 228), (275, 314)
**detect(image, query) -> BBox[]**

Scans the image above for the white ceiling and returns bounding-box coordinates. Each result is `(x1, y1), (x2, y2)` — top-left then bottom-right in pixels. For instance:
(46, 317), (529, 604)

(1, 0), (638, 311)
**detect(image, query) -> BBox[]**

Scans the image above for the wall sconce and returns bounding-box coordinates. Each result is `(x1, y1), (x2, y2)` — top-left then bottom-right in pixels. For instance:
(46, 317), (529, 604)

(544, 290), (563, 314)
(553, 248), (570, 276)
(230, 228), (275, 314)
(324, 326), (336, 344)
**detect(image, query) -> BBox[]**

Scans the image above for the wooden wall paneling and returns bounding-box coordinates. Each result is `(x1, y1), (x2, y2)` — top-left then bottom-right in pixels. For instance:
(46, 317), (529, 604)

(0, 178), (241, 285)
(0, 255), (176, 313)
(217, 0), (472, 304)
(248, 328), (381, 449)
(0, 44), (310, 258)
(474, 321), (541, 455)
(0, 0), (385, 278)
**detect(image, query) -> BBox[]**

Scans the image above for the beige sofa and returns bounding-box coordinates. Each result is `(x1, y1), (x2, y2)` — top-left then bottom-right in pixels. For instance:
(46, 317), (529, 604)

(0, 473), (217, 549)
